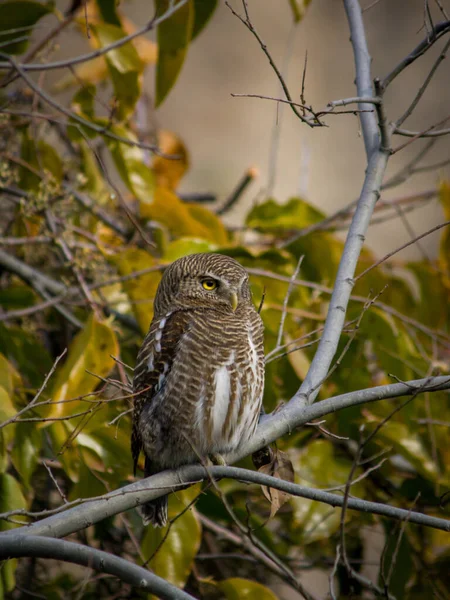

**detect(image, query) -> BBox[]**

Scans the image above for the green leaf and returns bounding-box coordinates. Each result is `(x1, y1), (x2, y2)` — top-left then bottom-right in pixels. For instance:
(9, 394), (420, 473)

(407, 262), (447, 329)
(355, 307), (425, 384)
(141, 488), (202, 593)
(0, 474), (27, 595)
(155, 0), (194, 107)
(11, 423), (42, 489)
(192, 0), (218, 39)
(95, 0), (121, 26)
(291, 440), (365, 542)
(164, 238), (216, 262)
(107, 125), (155, 202)
(379, 520), (414, 597)
(0, 1), (53, 55)
(93, 23), (143, 120)
(377, 421), (438, 481)
(0, 387), (16, 473)
(78, 140), (110, 204)
(0, 352), (21, 397)
(0, 323), (53, 389)
(219, 578), (279, 600)
(19, 128), (64, 188)
(71, 84), (96, 120)
(246, 197), (325, 232)
(0, 473), (27, 529)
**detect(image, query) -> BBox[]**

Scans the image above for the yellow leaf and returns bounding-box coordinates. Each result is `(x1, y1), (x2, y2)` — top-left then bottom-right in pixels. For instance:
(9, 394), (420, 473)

(43, 315), (118, 422)
(55, 9), (157, 90)
(439, 180), (450, 288)
(153, 129), (189, 190)
(187, 203), (228, 245)
(0, 353), (21, 398)
(219, 578), (279, 600)
(112, 248), (162, 333)
(140, 187), (228, 244)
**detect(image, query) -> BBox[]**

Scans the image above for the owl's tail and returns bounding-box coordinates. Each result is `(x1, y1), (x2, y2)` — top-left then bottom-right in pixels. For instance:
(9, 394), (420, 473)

(139, 456), (168, 527)
(139, 495), (168, 527)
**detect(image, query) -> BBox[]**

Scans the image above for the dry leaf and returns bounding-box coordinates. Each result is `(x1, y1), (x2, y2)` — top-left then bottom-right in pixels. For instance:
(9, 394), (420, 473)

(256, 448), (295, 518)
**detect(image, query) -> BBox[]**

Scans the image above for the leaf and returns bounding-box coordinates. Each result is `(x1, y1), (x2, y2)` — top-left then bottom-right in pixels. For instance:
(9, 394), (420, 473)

(246, 197), (325, 232)
(377, 421), (438, 481)
(0, 473), (27, 595)
(107, 125), (155, 202)
(288, 0), (312, 23)
(379, 519), (414, 598)
(192, 0), (218, 39)
(0, 387), (16, 473)
(0, 352), (21, 397)
(112, 247), (162, 333)
(153, 130), (189, 190)
(256, 448), (295, 518)
(77, 141), (111, 204)
(439, 180), (450, 288)
(219, 578), (279, 600)
(407, 262), (447, 329)
(0, 0), (53, 55)
(0, 323), (53, 388)
(93, 22), (143, 120)
(55, 15), (156, 90)
(187, 203), (228, 245)
(44, 315), (118, 421)
(155, 0), (195, 107)
(0, 473), (27, 529)
(355, 307), (426, 384)
(141, 488), (202, 594)
(291, 440), (365, 542)
(11, 423), (42, 489)
(19, 128), (64, 188)
(140, 187), (228, 244)
(95, 0), (121, 25)
(164, 238), (217, 261)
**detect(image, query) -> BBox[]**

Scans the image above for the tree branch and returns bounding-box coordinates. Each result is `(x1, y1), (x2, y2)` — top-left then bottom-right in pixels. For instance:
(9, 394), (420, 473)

(381, 19), (450, 90)
(343, 0), (380, 157)
(290, 0), (391, 407)
(0, 535), (196, 600)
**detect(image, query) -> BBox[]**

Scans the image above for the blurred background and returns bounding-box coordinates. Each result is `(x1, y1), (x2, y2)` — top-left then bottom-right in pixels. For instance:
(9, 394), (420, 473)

(47, 0), (450, 260)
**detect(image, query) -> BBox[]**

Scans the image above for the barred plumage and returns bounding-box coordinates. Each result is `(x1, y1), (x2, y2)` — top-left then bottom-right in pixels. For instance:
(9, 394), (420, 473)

(132, 253), (264, 526)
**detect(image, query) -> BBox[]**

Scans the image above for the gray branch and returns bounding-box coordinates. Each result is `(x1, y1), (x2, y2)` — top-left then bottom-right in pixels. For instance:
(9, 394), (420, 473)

(293, 0), (390, 408)
(0, 535), (196, 600)
(2, 376), (449, 540)
(343, 0), (380, 157)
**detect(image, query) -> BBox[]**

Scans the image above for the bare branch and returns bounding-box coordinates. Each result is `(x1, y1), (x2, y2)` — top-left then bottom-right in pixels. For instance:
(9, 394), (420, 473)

(381, 19), (450, 89)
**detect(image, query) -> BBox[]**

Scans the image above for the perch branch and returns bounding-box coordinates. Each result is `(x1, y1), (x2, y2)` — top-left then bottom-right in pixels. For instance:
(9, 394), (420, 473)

(3, 375), (450, 539)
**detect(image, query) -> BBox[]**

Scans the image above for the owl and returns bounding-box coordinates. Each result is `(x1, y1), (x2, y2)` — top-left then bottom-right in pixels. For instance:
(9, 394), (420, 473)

(132, 253), (265, 527)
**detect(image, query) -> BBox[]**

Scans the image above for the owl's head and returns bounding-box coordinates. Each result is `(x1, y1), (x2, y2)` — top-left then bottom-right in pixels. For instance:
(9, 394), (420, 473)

(154, 253), (252, 315)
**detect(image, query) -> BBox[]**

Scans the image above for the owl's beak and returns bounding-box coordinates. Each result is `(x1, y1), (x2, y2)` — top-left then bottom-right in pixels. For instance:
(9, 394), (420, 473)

(230, 292), (238, 311)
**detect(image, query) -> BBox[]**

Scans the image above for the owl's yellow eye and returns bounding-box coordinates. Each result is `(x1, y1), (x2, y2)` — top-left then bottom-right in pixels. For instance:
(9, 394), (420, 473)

(201, 278), (217, 291)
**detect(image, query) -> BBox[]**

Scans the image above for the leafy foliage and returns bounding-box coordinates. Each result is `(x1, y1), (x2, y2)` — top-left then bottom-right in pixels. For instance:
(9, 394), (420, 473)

(0, 1), (449, 599)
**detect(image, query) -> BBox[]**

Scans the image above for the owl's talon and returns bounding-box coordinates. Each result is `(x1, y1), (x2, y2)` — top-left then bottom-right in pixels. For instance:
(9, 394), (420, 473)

(209, 453), (227, 466)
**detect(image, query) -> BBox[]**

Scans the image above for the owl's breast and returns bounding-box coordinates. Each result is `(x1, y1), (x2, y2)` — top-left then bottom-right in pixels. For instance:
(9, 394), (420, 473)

(193, 320), (264, 455)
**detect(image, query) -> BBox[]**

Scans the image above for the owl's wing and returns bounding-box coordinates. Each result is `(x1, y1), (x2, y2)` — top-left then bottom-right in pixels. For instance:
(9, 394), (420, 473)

(132, 310), (191, 475)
